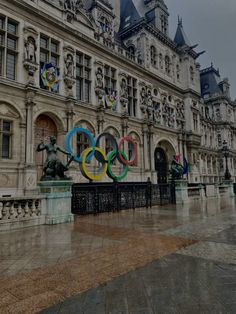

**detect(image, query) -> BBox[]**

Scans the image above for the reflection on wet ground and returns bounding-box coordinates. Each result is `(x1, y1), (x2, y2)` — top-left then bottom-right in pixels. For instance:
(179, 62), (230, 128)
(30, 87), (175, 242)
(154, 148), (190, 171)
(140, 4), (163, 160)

(0, 198), (236, 313)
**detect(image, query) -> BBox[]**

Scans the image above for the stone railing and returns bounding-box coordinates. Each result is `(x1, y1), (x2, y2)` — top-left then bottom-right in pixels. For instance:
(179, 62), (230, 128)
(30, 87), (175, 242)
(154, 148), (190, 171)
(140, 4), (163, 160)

(0, 196), (45, 231)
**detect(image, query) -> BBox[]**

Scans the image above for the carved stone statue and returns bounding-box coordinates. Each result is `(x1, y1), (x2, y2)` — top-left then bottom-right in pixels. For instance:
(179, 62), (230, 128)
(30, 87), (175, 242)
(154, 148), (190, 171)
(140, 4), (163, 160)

(25, 36), (37, 63)
(95, 67), (104, 89)
(36, 136), (73, 181)
(170, 156), (184, 180)
(120, 78), (128, 99)
(65, 53), (75, 78)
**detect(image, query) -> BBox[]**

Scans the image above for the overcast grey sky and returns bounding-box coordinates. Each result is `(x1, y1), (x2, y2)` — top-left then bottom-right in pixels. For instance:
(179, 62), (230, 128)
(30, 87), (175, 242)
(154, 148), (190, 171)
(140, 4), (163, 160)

(165, 0), (236, 99)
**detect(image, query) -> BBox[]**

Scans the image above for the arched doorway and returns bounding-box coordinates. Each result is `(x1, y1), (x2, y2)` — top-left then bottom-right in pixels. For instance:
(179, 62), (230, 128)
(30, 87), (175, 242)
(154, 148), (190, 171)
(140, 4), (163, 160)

(35, 114), (57, 180)
(155, 147), (168, 183)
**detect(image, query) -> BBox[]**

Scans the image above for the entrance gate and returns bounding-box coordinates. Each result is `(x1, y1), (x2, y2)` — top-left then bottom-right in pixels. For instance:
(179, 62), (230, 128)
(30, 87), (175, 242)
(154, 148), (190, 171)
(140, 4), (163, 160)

(72, 181), (175, 215)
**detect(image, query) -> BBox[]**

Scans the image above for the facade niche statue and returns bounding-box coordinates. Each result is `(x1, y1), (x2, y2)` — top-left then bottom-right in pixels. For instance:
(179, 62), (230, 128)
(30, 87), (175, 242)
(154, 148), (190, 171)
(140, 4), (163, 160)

(65, 53), (75, 78)
(25, 36), (37, 63)
(36, 136), (73, 181)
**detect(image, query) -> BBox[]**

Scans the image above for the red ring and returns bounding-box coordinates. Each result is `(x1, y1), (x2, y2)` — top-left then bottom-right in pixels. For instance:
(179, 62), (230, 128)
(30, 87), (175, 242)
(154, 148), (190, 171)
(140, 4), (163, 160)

(118, 136), (138, 166)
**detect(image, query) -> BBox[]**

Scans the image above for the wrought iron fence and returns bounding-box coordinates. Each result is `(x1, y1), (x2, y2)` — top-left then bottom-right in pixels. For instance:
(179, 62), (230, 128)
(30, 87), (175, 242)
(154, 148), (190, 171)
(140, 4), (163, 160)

(72, 181), (175, 215)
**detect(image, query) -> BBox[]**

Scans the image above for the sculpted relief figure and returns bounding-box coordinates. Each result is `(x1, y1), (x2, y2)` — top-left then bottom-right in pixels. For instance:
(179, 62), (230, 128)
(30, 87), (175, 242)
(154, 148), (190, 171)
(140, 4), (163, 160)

(25, 36), (37, 63)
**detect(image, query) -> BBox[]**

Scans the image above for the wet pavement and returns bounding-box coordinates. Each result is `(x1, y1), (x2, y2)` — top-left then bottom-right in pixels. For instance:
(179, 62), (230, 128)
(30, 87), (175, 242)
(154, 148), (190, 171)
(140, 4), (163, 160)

(0, 198), (236, 313)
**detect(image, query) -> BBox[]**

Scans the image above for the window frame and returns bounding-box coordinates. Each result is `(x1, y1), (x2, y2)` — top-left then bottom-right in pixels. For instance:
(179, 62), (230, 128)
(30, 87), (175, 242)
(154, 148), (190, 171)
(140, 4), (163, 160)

(0, 118), (13, 159)
(0, 15), (18, 80)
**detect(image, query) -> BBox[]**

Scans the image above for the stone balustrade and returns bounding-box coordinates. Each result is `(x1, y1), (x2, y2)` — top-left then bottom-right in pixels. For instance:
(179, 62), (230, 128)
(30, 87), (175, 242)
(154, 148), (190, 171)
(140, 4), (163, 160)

(0, 196), (44, 231)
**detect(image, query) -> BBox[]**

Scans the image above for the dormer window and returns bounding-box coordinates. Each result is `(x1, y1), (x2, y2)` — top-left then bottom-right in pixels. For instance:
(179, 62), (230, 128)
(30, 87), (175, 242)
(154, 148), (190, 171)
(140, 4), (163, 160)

(99, 16), (110, 34)
(150, 46), (157, 66)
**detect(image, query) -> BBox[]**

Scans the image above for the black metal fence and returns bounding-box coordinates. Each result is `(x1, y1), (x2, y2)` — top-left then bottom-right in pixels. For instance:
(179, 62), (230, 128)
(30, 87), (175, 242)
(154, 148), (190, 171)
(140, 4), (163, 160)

(72, 181), (176, 215)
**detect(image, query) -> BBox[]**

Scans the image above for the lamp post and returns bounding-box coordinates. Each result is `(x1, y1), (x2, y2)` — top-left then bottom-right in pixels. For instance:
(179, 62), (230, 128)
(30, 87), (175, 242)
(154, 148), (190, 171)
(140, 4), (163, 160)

(222, 140), (231, 181)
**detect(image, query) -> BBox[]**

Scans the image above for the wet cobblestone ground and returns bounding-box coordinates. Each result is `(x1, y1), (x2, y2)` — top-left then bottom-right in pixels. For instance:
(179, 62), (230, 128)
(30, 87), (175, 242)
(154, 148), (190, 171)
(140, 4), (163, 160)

(0, 198), (236, 313)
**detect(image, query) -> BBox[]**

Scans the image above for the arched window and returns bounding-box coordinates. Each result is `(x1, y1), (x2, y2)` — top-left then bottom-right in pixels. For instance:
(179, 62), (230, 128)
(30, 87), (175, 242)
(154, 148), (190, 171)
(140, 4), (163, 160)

(150, 46), (157, 66)
(165, 56), (170, 74)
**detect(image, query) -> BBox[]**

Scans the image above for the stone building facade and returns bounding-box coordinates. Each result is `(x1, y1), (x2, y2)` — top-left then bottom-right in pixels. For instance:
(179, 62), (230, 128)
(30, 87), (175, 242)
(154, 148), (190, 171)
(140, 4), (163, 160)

(0, 0), (235, 197)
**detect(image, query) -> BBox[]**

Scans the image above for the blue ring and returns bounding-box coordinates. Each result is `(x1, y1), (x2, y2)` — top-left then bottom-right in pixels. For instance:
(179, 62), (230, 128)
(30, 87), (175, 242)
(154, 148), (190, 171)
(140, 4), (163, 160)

(65, 127), (95, 163)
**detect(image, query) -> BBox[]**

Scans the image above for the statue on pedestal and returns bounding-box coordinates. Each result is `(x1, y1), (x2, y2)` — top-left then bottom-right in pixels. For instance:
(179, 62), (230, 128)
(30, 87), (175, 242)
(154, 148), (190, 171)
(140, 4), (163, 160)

(170, 156), (184, 180)
(36, 136), (73, 181)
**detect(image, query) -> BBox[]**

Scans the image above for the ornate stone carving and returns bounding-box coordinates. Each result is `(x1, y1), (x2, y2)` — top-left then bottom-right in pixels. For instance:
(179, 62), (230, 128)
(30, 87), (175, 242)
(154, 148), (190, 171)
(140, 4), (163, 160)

(94, 64), (105, 108)
(119, 74), (128, 112)
(63, 46), (76, 91)
(23, 27), (39, 85)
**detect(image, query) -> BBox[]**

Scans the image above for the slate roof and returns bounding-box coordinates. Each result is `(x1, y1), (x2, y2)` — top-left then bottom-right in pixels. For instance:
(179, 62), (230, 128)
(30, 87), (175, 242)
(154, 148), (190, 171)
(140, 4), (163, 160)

(119, 0), (142, 32)
(174, 19), (191, 47)
(200, 65), (222, 97)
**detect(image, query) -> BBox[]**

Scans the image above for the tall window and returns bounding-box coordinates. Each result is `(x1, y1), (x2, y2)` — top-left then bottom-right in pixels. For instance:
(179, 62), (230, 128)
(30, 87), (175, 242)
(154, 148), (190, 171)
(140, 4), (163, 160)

(176, 64), (180, 80)
(40, 34), (60, 91)
(193, 113), (198, 131)
(165, 56), (170, 74)
(127, 76), (137, 117)
(0, 119), (12, 159)
(104, 65), (116, 93)
(77, 133), (89, 157)
(0, 15), (18, 80)
(190, 66), (194, 82)
(76, 52), (91, 102)
(150, 46), (157, 66)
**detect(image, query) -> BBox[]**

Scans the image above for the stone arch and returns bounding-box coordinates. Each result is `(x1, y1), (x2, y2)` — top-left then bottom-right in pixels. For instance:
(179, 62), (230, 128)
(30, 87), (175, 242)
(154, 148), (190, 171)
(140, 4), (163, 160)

(34, 114), (59, 180)
(0, 100), (23, 121)
(34, 110), (65, 133)
(128, 130), (142, 167)
(74, 119), (96, 135)
(154, 139), (177, 183)
(103, 126), (121, 138)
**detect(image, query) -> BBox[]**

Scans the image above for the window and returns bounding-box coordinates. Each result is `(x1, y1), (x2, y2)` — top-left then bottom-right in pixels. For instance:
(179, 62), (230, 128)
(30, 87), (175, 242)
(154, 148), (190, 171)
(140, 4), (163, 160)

(40, 35), (59, 66)
(176, 64), (180, 80)
(40, 35), (60, 91)
(150, 46), (157, 66)
(190, 66), (194, 82)
(76, 133), (89, 158)
(0, 16), (18, 80)
(127, 76), (137, 117)
(0, 119), (12, 159)
(76, 52), (91, 102)
(165, 56), (170, 74)
(104, 65), (116, 93)
(193, 113), (198, 131)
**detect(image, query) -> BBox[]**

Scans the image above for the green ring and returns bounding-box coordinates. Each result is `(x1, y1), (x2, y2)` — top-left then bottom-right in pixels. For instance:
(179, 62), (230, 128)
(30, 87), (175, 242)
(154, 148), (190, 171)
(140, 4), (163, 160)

(107, 150), (129, 181)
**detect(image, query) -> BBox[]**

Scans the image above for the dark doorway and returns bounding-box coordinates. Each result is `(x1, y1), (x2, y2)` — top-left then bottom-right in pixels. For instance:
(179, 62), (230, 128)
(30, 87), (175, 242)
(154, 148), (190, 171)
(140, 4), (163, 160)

(155, 147), (168, 184)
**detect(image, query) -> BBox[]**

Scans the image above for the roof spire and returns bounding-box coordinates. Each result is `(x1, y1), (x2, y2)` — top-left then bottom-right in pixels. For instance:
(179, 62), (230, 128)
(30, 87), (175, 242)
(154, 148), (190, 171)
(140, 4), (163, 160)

(178, 15), (182, 27)
(174, 17), (191, 47)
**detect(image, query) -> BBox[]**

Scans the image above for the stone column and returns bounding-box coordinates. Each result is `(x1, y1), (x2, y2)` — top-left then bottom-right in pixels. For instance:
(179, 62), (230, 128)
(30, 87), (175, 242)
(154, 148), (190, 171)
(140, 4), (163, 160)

(66, 98), (75, 131)
(148, 122), (155, 182)
(96, 105), (105, 134)
(24, 87), (38, 195)
(142, 123), (150, 172)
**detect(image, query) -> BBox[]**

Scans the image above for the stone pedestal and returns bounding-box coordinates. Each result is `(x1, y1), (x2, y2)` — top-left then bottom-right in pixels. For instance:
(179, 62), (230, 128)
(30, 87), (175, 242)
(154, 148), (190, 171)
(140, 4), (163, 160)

(174, 179), (189, 204)
(221, 180), (234, 198)
(38, 181), (74, 225)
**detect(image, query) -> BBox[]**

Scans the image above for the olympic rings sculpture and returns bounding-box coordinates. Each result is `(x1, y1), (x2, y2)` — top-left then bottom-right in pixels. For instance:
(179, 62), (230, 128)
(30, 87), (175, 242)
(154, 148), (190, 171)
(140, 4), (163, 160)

(65, 128), (138, 181)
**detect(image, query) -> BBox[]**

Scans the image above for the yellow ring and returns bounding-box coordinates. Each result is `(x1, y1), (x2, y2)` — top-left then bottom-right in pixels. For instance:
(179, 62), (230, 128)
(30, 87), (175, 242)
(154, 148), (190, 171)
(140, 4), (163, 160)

(81, 147), (108, 181)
